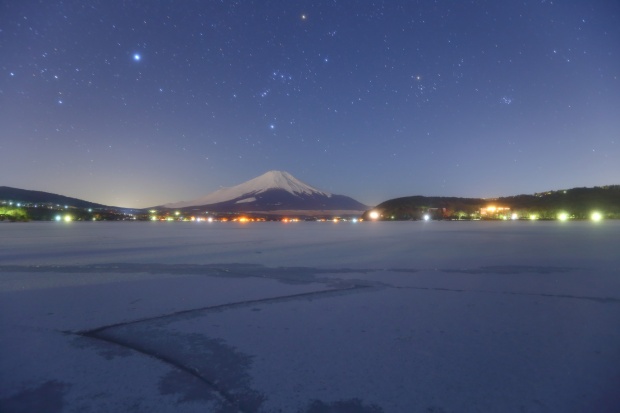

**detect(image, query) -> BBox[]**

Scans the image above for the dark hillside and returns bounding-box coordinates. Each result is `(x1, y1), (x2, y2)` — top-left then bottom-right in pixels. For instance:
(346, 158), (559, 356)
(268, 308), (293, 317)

(364, 185), (620, 220)
(0, 186), (111, 209)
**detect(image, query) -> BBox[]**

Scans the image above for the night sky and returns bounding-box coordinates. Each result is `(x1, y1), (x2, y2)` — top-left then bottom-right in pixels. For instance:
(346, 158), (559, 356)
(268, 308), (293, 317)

(1, 1), (619, 208)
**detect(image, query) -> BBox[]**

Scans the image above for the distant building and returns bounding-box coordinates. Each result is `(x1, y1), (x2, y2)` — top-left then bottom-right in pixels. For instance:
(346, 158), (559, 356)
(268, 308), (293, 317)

(480, 206), (510, 217)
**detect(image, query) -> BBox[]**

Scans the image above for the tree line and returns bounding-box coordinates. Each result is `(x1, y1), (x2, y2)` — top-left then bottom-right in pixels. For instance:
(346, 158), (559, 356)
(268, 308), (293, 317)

(362, 186), (620, 220)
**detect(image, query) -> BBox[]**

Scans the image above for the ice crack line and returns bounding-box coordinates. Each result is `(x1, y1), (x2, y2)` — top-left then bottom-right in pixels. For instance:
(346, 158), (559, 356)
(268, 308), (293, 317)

(68, 284), (373, 413)
(78, 329), (245, 412)
(77, 284), (372, 335)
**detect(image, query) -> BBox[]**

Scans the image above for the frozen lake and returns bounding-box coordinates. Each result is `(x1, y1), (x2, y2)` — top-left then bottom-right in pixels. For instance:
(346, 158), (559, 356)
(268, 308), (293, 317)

(1, 221), (619, 412)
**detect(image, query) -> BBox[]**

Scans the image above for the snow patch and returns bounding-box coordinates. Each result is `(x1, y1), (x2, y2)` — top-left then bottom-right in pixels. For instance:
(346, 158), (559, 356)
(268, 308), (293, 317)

(235, 197), (256, 204)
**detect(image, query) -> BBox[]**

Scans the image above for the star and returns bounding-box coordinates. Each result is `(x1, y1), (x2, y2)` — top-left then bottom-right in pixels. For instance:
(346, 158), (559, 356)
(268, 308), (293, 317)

(2, 1), (616, 209)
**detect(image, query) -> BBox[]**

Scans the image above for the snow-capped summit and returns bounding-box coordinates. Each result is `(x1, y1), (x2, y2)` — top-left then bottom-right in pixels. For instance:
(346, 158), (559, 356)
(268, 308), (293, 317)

(238, 170), (331, 198)
(163, 170), (367, 212)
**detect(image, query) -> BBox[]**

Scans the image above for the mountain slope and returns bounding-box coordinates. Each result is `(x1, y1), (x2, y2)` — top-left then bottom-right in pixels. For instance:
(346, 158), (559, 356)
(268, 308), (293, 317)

(363, 185), (620, 220)
(0, 186), (111, 209)
(163, 171), (368, 212)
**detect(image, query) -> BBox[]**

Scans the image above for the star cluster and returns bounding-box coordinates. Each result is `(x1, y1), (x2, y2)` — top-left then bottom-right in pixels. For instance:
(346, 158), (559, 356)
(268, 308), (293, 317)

(1, 1), (618, 207)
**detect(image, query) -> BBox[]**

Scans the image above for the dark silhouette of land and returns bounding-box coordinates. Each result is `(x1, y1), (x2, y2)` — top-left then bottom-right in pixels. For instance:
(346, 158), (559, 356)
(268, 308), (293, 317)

(1, 185), (619, 221)
(363, 185), (620, 220)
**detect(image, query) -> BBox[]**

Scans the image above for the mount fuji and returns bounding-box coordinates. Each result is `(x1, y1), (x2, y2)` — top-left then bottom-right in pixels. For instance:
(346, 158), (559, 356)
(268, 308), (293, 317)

(162, 171), (368, 213)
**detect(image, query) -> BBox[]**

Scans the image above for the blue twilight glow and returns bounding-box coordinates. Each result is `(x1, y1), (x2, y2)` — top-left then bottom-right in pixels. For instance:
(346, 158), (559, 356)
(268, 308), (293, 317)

(1, 2), (618, 208)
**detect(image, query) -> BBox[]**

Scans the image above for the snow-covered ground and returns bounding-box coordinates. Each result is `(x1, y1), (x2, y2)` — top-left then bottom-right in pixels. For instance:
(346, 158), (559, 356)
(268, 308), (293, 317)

(1, 221), (619, 412)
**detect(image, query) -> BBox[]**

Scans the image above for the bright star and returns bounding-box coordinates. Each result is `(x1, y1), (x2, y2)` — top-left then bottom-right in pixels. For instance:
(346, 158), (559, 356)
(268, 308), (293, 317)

(133, 53), (141, 61)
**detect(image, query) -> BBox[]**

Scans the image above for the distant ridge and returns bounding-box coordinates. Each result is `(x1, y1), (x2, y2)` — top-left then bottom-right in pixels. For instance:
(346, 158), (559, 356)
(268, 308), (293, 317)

(363, 185), (620, 220)
(4, 182), (618, 219)
(162, 170), (368, 212)
(0, 186), (112, 209)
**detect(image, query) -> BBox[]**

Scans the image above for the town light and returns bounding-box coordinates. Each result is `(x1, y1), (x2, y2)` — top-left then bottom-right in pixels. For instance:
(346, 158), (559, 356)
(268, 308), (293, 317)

(591, 212), (602, 222)
(511, 213), (518, 220)
(423, 214), (430, 221)
(558, 212), (569, 221)
(369, 210), (380, 220)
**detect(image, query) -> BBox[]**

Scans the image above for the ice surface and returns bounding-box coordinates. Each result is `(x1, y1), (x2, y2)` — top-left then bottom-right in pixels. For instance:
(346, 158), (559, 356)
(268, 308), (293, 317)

(1, 221), (619, 412)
